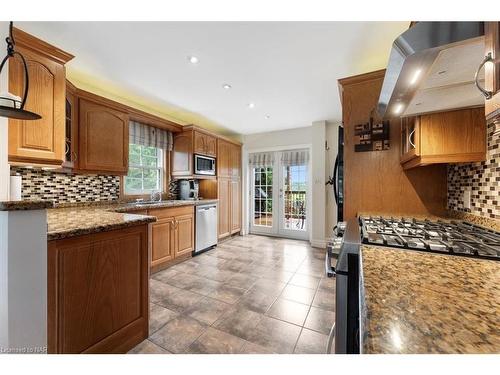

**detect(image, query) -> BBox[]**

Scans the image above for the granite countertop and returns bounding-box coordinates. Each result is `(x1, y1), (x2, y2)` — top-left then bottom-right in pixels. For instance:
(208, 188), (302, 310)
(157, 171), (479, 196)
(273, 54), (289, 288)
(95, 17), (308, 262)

(360, 245), (500, 353)
(0, 200), (54, 211)
(47, 199), (218, 241)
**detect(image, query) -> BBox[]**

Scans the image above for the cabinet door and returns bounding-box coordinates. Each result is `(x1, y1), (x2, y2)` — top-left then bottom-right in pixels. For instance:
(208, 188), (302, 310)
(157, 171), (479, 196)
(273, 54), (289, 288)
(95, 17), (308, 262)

(151, 217), (175, 267)
(231, 144), (241, 178)
(172, 132), (193, 176)
(218, 177), (231, 239)
(485, 22), (500, 118)
(193, 131), (206, 155)
(174, 213), (194, 258)
(205, 134), (217, 157)
(78, 99), (129, 174)
(230, 179), (241, 234)
(47, 226), (149, 353)
(217, 139), (232, 178)
(8, 46), (65, 166)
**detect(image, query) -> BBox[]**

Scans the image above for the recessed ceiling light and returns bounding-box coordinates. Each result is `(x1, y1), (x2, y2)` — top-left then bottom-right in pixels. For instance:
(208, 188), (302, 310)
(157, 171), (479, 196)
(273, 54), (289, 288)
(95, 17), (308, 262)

(222, 84), (232, 90)
(265, 115), (270, 119)
(393, 103), (404, 115)
(248, 103), (256, 109)
(188, 56), (199, 64)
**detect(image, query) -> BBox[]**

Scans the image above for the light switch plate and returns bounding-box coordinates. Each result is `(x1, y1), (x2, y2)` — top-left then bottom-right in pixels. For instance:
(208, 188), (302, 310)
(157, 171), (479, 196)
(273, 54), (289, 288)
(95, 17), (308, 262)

(463, 189), (471, 209)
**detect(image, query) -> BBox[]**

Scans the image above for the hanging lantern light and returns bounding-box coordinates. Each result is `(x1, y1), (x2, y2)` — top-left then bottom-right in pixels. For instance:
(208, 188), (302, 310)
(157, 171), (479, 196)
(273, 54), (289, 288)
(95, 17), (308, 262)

(0, 21), (41, 120)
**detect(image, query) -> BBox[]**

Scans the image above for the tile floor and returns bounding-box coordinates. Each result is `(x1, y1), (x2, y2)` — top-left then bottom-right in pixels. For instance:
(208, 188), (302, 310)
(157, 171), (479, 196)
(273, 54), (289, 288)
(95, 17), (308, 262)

(128, 234), (335, 354)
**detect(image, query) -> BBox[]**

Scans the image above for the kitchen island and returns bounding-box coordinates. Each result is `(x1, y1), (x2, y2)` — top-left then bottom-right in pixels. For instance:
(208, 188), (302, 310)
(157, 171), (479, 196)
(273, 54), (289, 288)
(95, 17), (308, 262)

(360, 245), (500, 353)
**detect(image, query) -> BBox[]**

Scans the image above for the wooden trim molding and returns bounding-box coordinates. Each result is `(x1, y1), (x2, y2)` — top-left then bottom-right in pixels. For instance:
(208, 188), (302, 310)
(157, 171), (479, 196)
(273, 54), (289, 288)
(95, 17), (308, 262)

(13, 27), (74, 65)
(73, 86), (184, 133)
(338, 69), (386, 105)
(183, 124), (242, 145)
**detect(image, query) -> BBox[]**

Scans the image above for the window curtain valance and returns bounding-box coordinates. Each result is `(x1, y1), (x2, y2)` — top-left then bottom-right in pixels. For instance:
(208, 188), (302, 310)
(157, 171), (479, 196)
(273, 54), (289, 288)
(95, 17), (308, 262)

(129, 120), (173, 151)
(248, 152), (275, 167)
(281, 149), (309, 166)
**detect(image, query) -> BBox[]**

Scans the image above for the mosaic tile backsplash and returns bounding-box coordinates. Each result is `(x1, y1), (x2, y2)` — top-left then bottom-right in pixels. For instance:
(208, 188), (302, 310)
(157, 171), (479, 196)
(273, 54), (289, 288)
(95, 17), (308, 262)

(447, 120), (500, 220)
(11, 167), (120, 204)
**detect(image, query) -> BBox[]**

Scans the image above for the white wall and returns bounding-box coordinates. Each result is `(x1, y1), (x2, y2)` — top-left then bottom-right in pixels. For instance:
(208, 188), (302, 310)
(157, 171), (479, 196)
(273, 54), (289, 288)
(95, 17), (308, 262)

(0, 22), (10, 200)
(242, 124), (338, 248)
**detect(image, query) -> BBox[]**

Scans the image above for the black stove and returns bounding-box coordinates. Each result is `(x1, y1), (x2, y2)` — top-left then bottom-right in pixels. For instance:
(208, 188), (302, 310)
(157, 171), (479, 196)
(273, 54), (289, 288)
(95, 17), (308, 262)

(360, 216), (500, 261)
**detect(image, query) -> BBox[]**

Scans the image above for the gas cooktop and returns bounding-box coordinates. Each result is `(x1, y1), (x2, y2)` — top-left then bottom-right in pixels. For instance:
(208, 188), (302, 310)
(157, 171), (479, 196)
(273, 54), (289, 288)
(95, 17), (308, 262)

(359, 216), (500, 261)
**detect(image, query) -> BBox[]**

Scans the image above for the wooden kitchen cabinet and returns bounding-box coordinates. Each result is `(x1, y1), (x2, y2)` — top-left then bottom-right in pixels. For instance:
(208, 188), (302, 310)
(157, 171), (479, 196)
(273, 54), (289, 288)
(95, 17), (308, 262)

(485, 22), (500, 120)
(78, 98), (129, 174)
(218, 177), (232, 239)
(47, 225), (149, 354)
(230, 179), (241, 234)
(194, 130), (217, 157)
(61, 81), (78, 170)
(148, 205), (194, 272)
(400, 107), (486, 170)
(217, 139), (242, 239)
(8, 27), (73, 167)
(172, 131), (193, 177)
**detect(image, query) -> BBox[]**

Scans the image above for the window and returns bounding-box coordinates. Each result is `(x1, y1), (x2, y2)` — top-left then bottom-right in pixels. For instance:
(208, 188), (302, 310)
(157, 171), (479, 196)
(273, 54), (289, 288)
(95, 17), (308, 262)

(124, 144), (164, 195)
(253, 166), (273, 227)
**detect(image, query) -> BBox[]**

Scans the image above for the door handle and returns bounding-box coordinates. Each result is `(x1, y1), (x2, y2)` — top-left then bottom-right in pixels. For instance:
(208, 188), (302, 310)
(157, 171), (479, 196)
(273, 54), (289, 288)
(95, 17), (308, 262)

(333, 155), (339, 205)
(326, 323), (336, 353)
(474, 53), (494, 99)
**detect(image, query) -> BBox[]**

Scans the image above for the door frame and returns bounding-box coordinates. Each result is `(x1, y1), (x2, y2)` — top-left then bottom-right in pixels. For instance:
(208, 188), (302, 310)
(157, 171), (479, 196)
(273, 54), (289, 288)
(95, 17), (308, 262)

(246, 144), (312, 241)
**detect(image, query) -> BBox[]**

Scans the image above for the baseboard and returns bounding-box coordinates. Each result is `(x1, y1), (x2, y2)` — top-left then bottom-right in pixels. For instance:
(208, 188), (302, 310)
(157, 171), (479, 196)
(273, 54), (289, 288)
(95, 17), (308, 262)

(310, 239), (327, 249)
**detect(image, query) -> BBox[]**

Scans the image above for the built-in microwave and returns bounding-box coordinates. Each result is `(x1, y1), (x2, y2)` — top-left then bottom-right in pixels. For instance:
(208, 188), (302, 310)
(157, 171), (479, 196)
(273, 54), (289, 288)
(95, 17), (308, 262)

(194, 154), (216, 175)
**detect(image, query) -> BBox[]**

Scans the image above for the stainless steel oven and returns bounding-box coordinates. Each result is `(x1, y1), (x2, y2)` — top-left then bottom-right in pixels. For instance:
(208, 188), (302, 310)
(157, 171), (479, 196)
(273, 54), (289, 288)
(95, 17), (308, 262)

(194, 154), (216, 175)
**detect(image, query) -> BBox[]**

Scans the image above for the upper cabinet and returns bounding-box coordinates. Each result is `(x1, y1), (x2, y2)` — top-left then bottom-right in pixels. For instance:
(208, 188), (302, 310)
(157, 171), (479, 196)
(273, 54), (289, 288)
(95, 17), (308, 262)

(78, 98), (129, 174)
(400, 107), (486, 170)
(193, 130), (217, 157)
(485, 22), (500, 120)
(8, 27), (74, 167)
(171, 125), (220, 178)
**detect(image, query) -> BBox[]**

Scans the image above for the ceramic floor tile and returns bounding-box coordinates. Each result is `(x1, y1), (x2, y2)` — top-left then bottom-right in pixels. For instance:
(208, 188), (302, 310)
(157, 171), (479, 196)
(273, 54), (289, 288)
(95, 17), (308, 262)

(187, 327), (247, 354)
(244, 315), (302, 354)
(128, 339), (171, 354)
(312, 289), (335, 311)
(152, 268), (180, 283)
(289, 273), (321, 290)
(238, 288), (279, 313)
(185, 277), (222, 296)
(149, 316), (208, 353)
(266, 298), (310, 326)
(149, 279), (183, 305)
(225, 273), (259, 290)
(208, 284), (247, 304)
(149, 303), (178, 335)
(304, 306), (335, 335)
(294, 328), (329, 354)
(318, 276), (336, 292)
(156, 288), (205, 313)
(281, 284), (316, 305)
(213, 305), (264, 340)
(185, 296), (231, 325)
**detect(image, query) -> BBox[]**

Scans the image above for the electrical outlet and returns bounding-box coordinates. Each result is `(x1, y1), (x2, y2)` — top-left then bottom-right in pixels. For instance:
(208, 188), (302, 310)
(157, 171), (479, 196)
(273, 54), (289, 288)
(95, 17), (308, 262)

(463, 189), (471, 209)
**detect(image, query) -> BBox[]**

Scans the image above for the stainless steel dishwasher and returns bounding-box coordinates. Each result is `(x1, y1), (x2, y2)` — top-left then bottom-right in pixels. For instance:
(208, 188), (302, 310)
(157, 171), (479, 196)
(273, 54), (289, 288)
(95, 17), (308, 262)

(194, 202), (218, 254)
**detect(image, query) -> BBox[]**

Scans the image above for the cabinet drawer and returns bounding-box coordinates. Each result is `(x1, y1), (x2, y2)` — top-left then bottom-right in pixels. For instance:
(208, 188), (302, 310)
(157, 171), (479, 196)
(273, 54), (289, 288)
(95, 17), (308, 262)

(148, 205), (193, 219)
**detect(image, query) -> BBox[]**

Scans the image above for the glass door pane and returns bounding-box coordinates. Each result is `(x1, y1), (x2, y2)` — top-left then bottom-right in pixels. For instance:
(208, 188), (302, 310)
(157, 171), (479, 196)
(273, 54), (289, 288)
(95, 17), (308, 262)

(252, 166), (273, 229)
(280, 164), (307, 234)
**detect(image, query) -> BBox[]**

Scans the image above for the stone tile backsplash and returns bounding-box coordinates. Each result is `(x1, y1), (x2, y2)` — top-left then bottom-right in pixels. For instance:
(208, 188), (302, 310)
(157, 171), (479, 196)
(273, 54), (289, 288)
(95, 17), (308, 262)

(447, 120), (500, 220)
(11, 167), (120, 204)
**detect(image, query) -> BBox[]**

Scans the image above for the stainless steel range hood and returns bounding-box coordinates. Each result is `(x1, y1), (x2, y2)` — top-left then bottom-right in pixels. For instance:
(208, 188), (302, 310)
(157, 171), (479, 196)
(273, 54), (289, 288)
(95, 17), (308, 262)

(378, 22), (485, 119)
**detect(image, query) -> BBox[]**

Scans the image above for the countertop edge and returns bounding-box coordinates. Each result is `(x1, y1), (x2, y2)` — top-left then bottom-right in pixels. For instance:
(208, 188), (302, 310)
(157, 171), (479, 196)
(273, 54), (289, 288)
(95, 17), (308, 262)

(0, 200), (54, 211)
(47, 215), (157, 241)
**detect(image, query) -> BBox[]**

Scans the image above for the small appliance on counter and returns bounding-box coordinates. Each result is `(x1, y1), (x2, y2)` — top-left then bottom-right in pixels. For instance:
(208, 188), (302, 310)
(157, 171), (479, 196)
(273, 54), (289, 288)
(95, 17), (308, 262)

(178, 179), (199, 200)
(9, 173), (22, 201)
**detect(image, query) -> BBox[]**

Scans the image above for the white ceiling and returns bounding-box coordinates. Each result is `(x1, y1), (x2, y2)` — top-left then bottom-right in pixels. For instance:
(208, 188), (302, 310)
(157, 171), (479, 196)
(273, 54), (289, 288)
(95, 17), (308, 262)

(17, 22), (408, 135)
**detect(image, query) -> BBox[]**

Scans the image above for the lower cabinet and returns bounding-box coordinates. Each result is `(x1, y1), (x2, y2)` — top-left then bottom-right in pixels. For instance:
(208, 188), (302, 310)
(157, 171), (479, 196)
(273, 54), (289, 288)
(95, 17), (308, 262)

(149, 205), (194, 272)
(218, 177), (241, 239)
(47, 225), (149, 354)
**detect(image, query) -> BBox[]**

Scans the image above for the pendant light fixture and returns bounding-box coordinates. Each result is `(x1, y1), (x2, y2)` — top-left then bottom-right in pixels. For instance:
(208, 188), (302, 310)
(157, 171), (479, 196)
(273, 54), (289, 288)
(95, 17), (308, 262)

(0, 21), (41, 120)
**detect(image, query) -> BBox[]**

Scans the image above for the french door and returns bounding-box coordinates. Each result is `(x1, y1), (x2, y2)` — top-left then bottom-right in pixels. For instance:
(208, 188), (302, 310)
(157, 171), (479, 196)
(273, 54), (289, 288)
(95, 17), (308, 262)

(250, 150), (309, 240)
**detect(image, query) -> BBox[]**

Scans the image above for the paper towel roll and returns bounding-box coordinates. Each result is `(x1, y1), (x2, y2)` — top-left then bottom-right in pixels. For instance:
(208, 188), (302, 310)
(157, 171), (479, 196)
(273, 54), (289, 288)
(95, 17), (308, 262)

(10, 175), (22, 201)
